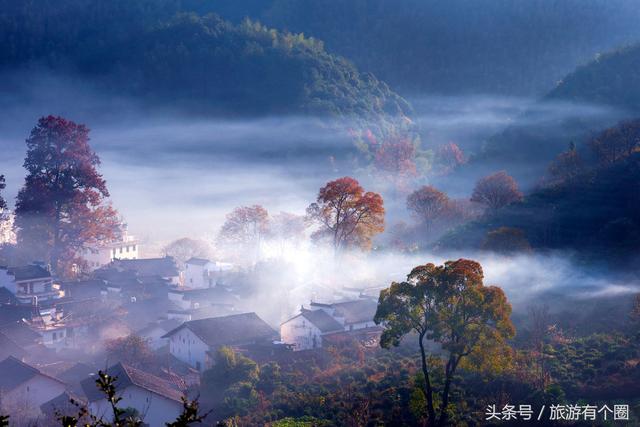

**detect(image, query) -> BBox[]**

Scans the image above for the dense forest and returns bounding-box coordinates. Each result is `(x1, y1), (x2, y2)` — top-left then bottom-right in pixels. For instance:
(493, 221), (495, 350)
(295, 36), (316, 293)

(0, 0), (409, 120)
(236, 0), (640, 96)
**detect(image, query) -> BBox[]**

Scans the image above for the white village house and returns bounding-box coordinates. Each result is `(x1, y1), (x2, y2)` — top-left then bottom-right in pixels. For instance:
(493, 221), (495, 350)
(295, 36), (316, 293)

(279, 308), (344, 351)
(0, 264), (62, 306)
(162, 312), (278, 371)
(280, 299), (380, 351)
(81, 362), (184, 427)
(78, 226), (140, 271)
(0, 356), (66, 420)
(183, 257), (233, 289)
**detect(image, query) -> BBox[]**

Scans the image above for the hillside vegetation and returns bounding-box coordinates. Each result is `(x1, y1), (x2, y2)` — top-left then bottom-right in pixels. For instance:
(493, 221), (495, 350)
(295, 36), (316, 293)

(438, 150), (640, 261)
(0, 0), (410, 119)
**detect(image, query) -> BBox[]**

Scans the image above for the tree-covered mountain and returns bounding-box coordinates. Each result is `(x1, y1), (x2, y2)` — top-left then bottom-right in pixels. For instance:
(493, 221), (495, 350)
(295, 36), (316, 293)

(476, 42), (640, 181)
(547, 43), (640, 112)
(0, 0), (410, 120)
(253, 0), (640, 96)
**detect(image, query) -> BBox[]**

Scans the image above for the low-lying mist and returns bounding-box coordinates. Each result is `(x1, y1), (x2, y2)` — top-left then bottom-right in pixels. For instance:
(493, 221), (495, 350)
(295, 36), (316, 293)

(2, 72), (637, 323)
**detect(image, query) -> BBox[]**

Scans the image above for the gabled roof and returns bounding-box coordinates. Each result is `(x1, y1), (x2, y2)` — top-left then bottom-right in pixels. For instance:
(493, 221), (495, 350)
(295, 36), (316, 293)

(298, 309), (344, 333)
(0, 356), (63, 391)
(56, 362), (96, 385)
(112, 257), (179, 278)
(81, 363), (183, 402)
(186, 257), (210, 266)
(331, 300), (378, 325)
(10, 265), (51, 281)
(162, 313), (277, 347)
(40, 391), (86, 415)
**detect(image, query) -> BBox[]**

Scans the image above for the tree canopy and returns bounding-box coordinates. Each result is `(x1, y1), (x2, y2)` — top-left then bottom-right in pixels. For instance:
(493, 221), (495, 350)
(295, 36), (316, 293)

(14, 116), (120, 275)
(375, 258), (515, 426)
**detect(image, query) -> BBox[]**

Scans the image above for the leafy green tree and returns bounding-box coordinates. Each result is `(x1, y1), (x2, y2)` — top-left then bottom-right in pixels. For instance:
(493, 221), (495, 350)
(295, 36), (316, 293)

(203, 347), (259, 390)
(374, 259), (515, 426)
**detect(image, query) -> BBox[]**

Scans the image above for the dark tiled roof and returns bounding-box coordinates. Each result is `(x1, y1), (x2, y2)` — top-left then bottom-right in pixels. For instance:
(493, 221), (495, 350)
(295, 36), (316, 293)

(57, 362), (96, 384)
(0, 356), (62, 391)
(40, 391), (85, 415)
(94, 269), (140, 287)
(300, 309), (344, 333)
(11, 265), (51, 281)
(113, 257), (179, 278)
(186, 258), (210, 266)
(0, 320), (40, 347)
(0, 332), (26, 360)
(332, 300), (378, 325)
(81, 363), (183, 402)
(176, 287), (238, 304)
(61, 280), (106, 299)
(162, 313), (277, 347)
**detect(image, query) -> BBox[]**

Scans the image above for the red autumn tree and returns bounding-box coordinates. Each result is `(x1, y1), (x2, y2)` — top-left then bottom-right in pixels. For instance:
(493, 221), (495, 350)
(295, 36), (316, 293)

(589, 119), (640, 166)
(406, 186), (451, 233)
(435, 142), (465, 174)
(217, 205), (270, 265)
(373, 135), (417, 178)
(307, 177), (384, 252)
(471, 171), (523, 212)
(14, 116), (120, 276)
(361, 130), (418, 194)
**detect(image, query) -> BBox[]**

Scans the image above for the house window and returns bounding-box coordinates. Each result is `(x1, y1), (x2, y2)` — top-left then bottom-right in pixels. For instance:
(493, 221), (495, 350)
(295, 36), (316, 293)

(132, 245), (136, 251)
(196, 361), (201, 371)
(52, 332), (57, 340)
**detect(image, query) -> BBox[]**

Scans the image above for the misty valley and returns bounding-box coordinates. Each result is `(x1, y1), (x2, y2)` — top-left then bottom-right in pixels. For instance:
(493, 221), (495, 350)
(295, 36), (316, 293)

(0, 1), (640, 426)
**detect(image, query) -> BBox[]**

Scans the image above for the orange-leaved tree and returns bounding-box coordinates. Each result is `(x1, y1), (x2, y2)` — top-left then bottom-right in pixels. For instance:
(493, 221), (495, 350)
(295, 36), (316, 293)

(471, 171), (523, 212)
(306, 177), (384, 253)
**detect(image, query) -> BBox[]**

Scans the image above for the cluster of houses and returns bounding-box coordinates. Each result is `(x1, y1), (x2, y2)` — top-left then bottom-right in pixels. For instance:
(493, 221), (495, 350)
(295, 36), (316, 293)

(0, 239), (383, 426)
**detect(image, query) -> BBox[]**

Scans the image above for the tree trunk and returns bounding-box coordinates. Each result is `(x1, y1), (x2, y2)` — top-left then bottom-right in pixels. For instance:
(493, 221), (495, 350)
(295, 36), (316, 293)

(418, 333), (436, 423)
(437, 356), (459, 427)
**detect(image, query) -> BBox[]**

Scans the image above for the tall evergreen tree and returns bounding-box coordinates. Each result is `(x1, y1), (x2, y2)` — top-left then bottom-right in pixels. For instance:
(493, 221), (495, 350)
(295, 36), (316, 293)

(15, 116), (119, 275)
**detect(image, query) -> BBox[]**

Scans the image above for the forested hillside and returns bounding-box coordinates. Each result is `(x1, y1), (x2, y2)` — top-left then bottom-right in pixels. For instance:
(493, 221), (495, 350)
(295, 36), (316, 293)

(256, 0), (640, 96)
(438, 149), (640, 261)
(0, 0), (410, 119)
(548, 43), (640, 112)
